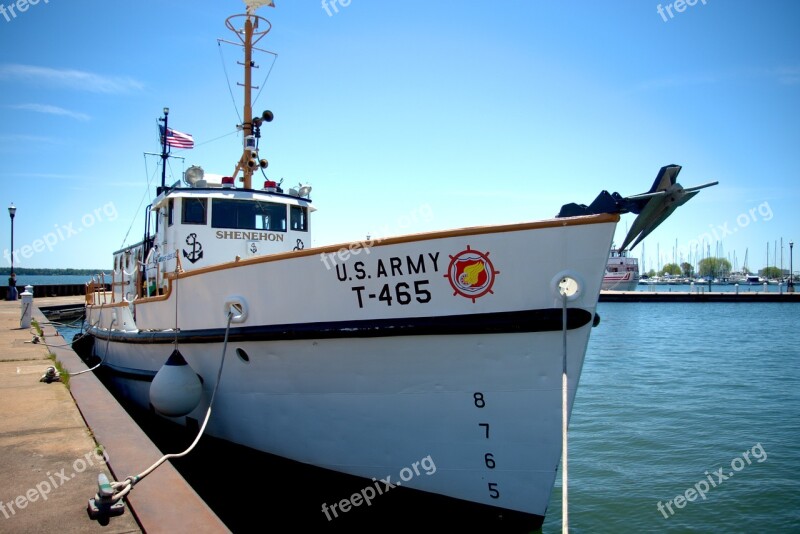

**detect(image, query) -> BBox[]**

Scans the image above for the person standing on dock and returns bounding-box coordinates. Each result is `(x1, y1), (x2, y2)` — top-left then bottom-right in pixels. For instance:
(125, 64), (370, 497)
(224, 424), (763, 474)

(7, 273), (17, 301)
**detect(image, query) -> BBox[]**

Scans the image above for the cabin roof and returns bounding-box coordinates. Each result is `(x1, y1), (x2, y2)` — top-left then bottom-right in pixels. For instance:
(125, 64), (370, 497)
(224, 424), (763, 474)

(151, 186), (315, 211)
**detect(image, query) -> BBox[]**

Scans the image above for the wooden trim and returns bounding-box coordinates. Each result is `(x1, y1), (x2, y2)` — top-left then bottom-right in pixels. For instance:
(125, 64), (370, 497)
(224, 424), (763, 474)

(122, 212), (617, 306)
(133, 277), (175, 304)
(170, 213), (619, 280)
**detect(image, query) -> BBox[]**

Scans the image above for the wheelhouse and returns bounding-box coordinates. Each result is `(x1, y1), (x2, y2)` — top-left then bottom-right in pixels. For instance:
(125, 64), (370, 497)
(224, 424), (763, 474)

(107, 173), (314, 301)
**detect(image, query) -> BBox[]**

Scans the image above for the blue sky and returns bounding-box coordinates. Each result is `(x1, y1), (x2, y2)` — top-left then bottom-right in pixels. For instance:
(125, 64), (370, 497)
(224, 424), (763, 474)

(0, 0), (798, 273)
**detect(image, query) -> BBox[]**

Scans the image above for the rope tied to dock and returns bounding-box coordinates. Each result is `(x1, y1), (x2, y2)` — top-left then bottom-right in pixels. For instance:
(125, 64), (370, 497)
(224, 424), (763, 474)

(39, 366), (61, 383)
(36, 315), (87, 328)
(88, 310), (234, 519)
(36, 317), (103, 384)
(70, 317), (113, 377)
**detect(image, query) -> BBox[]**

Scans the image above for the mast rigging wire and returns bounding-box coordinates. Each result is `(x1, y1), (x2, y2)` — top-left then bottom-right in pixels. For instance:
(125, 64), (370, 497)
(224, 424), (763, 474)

(217, 37), (278, 125)
(118, 154), (160, 249)
(218, 40), (243, 125)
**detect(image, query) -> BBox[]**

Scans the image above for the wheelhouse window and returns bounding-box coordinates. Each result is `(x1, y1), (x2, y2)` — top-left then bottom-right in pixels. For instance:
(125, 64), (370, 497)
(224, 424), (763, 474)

(168, 199), (174, 226)
(182, 198), (207, 225)
(211, 199), (287, 231)
(290, 205), (308, 231)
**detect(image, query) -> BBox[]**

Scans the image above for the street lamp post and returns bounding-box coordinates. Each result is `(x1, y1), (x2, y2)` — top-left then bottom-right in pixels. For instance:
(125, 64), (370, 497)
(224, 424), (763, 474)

(7, 203), (16, 301)
(789, 241), (795, 294)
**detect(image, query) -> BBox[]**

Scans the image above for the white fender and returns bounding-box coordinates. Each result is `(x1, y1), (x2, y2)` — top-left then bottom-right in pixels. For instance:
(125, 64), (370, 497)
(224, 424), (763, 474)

(149, 349), (202, 417)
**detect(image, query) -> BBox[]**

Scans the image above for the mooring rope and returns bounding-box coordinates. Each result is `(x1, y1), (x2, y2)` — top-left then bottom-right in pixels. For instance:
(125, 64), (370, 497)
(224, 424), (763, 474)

(69, 317), (114, 377)
(38, 316), (103, 383)
(561, 290), (569, 533)
(36, 315), (86, 328)
(102, 310), (234, 504)
(30, 321), (97, 348)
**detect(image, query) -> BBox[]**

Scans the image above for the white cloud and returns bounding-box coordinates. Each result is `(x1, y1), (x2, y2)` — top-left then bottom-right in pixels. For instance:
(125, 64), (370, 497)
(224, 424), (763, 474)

(774, 66), (800, 86)
(0, 64), (144, 94)
(631, 66), (800, 94)
(0, 134), (62, 144)
(9, 103), (91, 121)
(0, 172), (81, 179)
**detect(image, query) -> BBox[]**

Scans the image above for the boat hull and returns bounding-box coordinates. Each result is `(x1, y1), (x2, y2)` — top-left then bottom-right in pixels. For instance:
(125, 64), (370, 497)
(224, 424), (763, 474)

(82, 215), (617, 525)
(601, 271), (639, 291)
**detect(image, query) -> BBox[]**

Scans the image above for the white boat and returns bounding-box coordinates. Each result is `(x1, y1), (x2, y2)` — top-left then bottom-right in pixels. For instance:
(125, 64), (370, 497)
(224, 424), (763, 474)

(601, 248), (640, 291)
(74, 2), (716, 529)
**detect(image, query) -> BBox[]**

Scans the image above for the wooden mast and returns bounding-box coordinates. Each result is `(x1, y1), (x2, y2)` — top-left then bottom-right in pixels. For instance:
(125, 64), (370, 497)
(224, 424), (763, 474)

(240, 15), (255, 190)
(226, 5), (272, 190)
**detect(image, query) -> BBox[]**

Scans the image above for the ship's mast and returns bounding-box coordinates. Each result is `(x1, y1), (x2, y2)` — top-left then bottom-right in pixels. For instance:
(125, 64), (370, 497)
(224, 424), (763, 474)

(239, 15), (256, 190)
(159, 107), (169, 189)
(225, 3), (273, 190)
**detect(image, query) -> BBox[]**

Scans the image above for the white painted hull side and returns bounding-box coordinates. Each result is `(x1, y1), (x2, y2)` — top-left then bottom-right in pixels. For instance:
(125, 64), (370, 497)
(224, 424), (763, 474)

(96, 330), (588, 517)
(84, 216), (617, 520)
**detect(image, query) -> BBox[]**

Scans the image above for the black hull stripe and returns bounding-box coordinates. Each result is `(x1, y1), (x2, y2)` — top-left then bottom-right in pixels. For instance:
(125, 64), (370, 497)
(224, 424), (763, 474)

(85, 308), (592, 345)
(102, 364), (157, 382)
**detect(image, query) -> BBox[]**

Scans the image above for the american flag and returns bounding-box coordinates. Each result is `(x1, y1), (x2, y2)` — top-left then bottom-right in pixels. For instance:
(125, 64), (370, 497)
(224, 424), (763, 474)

(160, 125), (194, 149)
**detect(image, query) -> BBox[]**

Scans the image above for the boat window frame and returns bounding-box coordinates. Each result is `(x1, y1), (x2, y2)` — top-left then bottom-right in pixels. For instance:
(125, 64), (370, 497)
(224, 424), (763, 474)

(181, 198), (208, 225)
(290, 205), (309, 232)
(210, 198), (288, 232)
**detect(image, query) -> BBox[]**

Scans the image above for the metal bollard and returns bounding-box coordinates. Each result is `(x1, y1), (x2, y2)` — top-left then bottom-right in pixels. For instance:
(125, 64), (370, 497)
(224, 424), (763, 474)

(20, 286), (33, 329)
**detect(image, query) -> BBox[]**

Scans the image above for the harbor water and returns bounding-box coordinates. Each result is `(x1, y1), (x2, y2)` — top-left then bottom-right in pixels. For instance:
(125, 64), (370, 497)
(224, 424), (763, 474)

(53, 300), (799, 532)
(542, 301), (799, 533)
(7, 274), (95, 287)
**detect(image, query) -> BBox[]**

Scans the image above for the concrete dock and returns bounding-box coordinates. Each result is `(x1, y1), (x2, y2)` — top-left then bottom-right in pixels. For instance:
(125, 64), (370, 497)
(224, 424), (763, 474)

(0, 296), (230, 533)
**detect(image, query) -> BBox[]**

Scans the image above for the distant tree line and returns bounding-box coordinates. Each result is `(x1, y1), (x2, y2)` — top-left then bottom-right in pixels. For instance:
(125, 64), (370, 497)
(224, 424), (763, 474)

(760, 266), (783, 279)
(697, 257), (732, 277)
(650, 258), (792, 280)
(0, 267), (105, 276)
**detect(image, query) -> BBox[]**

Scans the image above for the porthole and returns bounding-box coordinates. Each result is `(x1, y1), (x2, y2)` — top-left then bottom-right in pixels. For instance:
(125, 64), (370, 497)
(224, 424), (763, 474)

(235, 348), (250, 363)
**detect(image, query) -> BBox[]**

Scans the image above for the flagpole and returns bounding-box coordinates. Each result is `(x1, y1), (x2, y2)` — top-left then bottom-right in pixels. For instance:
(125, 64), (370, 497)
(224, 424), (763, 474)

(160, 107), (170, 190)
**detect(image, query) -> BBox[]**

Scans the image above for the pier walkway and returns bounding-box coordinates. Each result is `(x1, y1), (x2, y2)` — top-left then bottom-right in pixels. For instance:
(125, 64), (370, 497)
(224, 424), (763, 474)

(0, 296), (230, 533)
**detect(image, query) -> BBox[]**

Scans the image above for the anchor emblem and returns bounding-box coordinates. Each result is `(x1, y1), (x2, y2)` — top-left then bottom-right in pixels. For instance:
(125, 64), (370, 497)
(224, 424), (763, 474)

(293, 239), (304, 251)
(250, 242), (258, 254)
(183, 233), (204, 264)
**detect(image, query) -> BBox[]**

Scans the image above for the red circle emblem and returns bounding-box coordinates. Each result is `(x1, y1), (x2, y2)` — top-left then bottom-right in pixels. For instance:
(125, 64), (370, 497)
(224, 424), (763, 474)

(445, 246), (500, 302)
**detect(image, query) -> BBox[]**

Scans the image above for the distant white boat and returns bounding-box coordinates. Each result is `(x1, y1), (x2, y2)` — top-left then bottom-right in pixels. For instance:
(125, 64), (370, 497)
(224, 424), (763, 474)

(602, 248), (640, 291)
